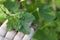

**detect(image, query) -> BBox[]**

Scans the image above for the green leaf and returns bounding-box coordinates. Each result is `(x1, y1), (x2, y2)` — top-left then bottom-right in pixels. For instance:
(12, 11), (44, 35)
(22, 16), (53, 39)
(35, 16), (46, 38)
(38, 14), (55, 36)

(0, 4), (6, 22)
(39, 4), (56, 21)
(56, 20), (60, 32)
(56, 12), (60, 20)
(20, 21), (30, 34)
(40, 21), (56, 30)
(31, 28), (57, 40)
(3, 0), (20, 13)
(0, 12), (6, 22)
(7, 11), (35, 34)
(56, 0), (60, 8)
(56, 12), (60, 32)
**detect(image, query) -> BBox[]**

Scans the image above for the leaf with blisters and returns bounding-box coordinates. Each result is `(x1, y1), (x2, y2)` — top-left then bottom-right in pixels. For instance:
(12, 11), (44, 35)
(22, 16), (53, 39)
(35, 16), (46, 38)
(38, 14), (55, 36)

(7, 11), (35, 34)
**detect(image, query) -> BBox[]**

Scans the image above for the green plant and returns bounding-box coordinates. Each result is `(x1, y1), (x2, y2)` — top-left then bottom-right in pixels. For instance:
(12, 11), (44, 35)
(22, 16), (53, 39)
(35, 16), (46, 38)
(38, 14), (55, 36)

(0, 0), (60, 40)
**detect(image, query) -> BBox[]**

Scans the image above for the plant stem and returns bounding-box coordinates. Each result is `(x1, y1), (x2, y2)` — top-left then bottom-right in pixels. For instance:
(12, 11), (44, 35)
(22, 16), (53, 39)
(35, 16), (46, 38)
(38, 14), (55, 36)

(0, 6), (15, 16)
(52, 0), (56, 11)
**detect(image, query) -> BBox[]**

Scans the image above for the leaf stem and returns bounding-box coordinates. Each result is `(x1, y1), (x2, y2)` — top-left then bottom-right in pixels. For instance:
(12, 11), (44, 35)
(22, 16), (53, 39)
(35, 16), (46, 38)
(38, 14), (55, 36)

(0, 6), (15, 16)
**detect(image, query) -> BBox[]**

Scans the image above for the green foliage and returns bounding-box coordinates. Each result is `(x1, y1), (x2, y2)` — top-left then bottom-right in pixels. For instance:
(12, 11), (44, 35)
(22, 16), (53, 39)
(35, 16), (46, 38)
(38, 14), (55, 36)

(0, 12), (6, 22)
(31, 28), (57, 40)
(0, 0), (6, 3)
(0, 4), (7, 22)
(0, 0), (35, 34)
(39, 4), (55, 21)
(56, 0), (60, 8)
(3, 0), (20, 13)
(7, 11), (35, 34)
(0, 0), (60, 40)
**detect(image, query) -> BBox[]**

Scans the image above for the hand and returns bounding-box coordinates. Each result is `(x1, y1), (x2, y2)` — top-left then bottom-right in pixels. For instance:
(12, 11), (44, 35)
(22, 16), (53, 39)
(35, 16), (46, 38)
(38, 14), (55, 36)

(0, 20), (34, 40)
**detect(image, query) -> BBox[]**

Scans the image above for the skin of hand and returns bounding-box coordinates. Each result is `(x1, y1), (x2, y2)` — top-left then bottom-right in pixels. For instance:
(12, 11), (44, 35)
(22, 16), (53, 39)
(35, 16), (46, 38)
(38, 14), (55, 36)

(0, 19), (34, 40)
